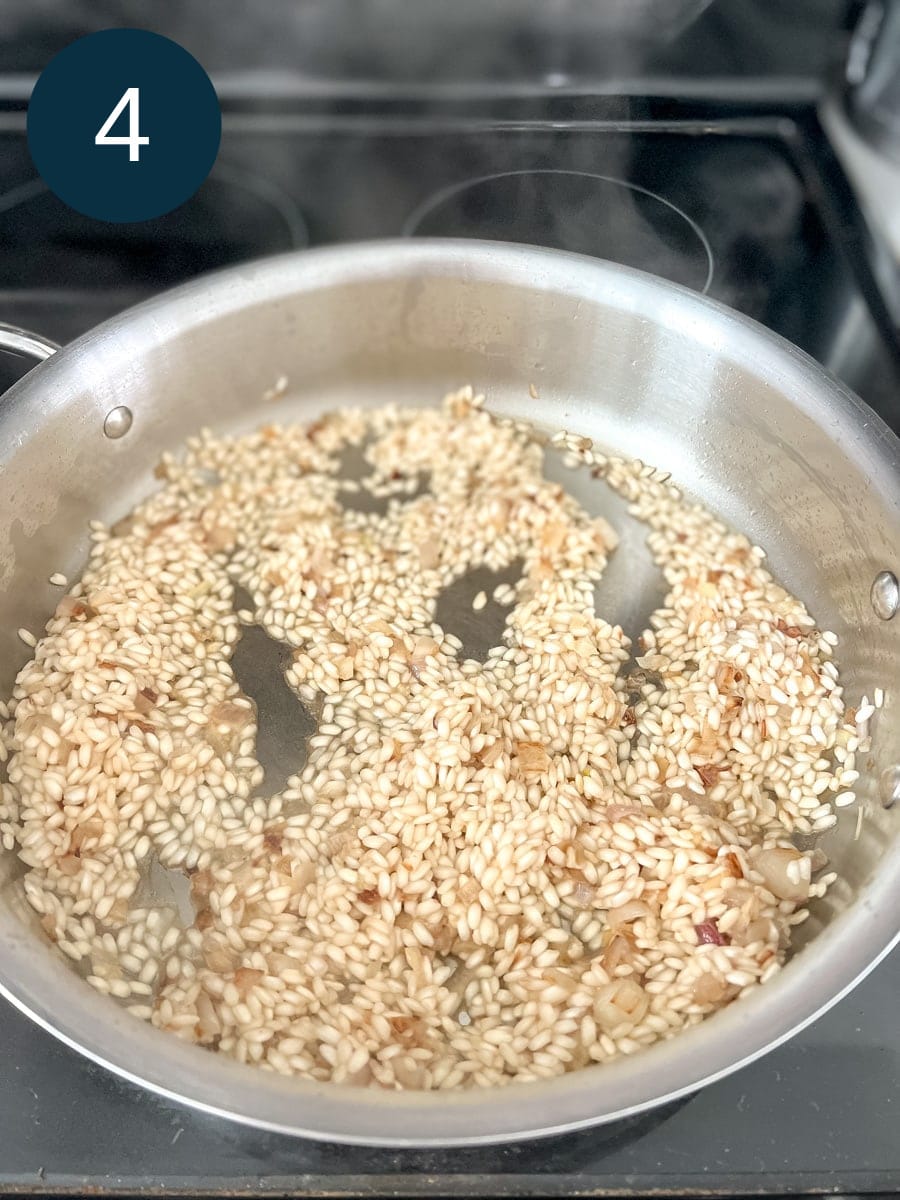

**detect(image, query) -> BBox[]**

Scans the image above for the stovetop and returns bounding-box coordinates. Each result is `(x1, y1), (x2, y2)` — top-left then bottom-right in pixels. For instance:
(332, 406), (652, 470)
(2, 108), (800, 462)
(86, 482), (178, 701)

(1, 953), (897, 1195)
(0, 96), (898, 425)
(0, 89), (898, 1196)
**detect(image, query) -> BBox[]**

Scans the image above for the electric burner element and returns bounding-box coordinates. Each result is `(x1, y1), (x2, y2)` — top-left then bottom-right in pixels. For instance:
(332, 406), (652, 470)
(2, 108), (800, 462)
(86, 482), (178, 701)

(0, 157), (309, 392)
(0, 158), (308, 295)
(403, 169), (714, 293)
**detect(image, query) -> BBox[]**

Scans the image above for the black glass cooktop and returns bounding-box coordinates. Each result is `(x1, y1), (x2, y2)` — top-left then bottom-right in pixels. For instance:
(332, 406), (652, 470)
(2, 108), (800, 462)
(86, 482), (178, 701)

(0, 93), (898, 1197)
(0, 100), (898, 428)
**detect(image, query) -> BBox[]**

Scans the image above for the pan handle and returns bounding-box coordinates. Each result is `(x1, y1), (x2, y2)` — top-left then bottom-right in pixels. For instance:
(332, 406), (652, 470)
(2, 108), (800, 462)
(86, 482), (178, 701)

(0, 322), (60, 362)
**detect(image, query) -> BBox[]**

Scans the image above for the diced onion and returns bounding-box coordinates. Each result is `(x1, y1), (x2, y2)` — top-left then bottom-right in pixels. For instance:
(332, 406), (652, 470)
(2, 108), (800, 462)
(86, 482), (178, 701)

(605, 899), (649, 925)
(593, 978), (649, 1032)
(755, 847), (810, 902)
(691, 972), (730, 1005)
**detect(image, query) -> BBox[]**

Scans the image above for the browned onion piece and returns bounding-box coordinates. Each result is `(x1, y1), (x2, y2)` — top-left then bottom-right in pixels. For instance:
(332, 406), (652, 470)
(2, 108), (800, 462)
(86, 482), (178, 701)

(206, 699), (255, 758)
(755, 847), (810, 902)
(234, 967), (265, 994)
(593, 978), (649, 1032)
(606, 899), (649, 925)
(204, 944), (237, 973)
(291, 860), (317, 891)
(602, 933), (634, 973)
(731, 917), (778, 947)
(196, 990), (222, 1041)
(417, 540), (441, 569)
(691, 972), (730, 1005)
(516, 741), (550, 777)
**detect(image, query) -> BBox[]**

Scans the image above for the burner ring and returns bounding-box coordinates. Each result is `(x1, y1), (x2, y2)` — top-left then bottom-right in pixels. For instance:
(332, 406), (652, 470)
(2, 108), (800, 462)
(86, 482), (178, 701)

(403, 168), (714, 294)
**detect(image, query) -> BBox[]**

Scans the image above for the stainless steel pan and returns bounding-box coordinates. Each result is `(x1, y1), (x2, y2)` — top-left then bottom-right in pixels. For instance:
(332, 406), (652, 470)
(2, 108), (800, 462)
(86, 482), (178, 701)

(0, 241), (897, 1145)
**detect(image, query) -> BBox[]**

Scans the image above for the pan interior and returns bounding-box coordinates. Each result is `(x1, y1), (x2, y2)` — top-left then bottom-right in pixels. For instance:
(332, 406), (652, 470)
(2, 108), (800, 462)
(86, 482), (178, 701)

(0, 246), (896, 1142)
(0, 379), (891, 949)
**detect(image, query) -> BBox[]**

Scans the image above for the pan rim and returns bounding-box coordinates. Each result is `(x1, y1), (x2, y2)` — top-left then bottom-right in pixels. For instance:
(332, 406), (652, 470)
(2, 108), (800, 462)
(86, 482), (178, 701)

(0, 239), (897, 1145)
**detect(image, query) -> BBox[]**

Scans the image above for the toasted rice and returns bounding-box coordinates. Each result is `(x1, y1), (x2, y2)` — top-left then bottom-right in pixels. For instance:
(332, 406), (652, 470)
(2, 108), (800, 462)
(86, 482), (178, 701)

(0, 387), (872, 1090)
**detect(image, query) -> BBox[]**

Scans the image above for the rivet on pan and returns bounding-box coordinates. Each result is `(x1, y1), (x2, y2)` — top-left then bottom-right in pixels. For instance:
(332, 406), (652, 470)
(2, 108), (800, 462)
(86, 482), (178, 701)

(880, 765), (900, 810)
(103, 406), (133, 440)
(870, 570), (899, 620)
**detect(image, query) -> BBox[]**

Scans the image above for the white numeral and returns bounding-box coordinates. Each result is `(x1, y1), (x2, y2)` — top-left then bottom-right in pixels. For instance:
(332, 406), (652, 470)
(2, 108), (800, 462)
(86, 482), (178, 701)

(94, 87), (149, 162)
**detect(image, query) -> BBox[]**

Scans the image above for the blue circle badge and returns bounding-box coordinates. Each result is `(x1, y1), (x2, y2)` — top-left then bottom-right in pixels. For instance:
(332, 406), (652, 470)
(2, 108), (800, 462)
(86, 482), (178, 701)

(27, 29), (221, 224)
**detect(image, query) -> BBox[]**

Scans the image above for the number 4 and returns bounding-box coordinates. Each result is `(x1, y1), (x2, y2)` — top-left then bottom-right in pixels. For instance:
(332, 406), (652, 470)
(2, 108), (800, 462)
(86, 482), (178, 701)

(94, 87), (149, 162)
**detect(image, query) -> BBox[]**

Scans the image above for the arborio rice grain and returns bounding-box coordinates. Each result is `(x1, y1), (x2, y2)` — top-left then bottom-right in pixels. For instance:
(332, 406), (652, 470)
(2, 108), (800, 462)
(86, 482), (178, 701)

(0, 387), (878, 1090)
